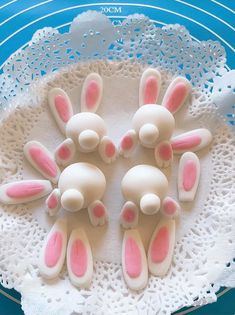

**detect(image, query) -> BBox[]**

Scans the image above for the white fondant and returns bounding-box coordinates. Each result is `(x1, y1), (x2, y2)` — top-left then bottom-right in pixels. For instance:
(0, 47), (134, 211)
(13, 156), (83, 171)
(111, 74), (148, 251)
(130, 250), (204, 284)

(171, 128), (212, 154)
(39, 218), (67, 279)
(162, 76), (191, 114)
(48, 88), (73, 135)
(121, 165), (168, 210)
(154, 140), (173, 168)
(98, 136), (117, 164)
(139, 123), (159, 147)
(132, 105), (175, 148)
(61, 189), (84, 212)
(58, 162), (106, 210)
(120, 201), (139, 229)
(0, 180), (52, 205)
(119, 129), (138, 158)
(24, 140), (60, 184)
(46, 188), (61, 216)
(178, 152), (200, 202)
(140, 193), (161, 215)
(122, 229), (148, 291)
(81, 72), (103, 113)
(147, 218), (175, 276)
(65, 112), (107, 153)
(88, 200), (108, 226)
(78, 129), (100, 151)
(67, 228), (93, 288)
(139, 68), (161, 107)
(55, 138), (76, 166)
(160, 197), (180, 219)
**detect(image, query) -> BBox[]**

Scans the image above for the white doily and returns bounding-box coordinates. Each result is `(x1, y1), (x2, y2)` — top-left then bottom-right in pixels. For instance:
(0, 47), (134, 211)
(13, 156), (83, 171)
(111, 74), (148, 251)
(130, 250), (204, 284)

(0, 12), (235, 315)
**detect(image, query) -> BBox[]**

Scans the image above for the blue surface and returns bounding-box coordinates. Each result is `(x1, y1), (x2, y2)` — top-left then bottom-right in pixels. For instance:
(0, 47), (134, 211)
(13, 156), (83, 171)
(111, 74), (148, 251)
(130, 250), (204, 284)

(0, 0), (234, 314)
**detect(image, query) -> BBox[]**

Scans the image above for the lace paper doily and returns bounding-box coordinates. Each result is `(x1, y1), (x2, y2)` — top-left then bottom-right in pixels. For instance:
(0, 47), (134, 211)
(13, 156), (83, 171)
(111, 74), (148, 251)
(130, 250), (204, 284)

(0, 12), (234, 315)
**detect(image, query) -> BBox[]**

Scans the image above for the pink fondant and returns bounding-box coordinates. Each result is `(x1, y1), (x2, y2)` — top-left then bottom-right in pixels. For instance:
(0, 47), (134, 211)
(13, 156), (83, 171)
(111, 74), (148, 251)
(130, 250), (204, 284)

(183, 160), (197, 191)
(47, 194), (58, 209)
(29, 146), (57, 178)
(158, 143), (172, 161)
(45, 231), (63, 267)
(85, 80), (99, 110)
(105, 142), (116, 158)
(55, 95), (71, 123)
(171, 135), (201, 150)
(6, 182), (44, 198)
(163, 200), (176, 215)
(143, 76), (158, 104)
(165, 82), (187, 113)
(93, 204), (105, 218)
(122, 208), (135, 223)
(121, 135), (133, 150)
(70, 239), (87, 277)
(125, 237), (142, 278)
(58, 144), (70, 160)
(151, 227), (169, 263)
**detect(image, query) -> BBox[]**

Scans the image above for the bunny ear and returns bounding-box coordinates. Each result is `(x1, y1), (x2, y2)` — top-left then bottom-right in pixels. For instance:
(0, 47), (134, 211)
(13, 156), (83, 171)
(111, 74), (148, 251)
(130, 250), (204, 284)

(67, 228), (93, 288)
(39, 218), (67, 279)
(139, 68), (161, 106)
(48, 88), (73, 135)
(162, 77), (191, 114)
(0, 180), (52, 205)
(81, 73), (103, 113)
(147, 218), (175, 276)
(122, 229), (148, 291)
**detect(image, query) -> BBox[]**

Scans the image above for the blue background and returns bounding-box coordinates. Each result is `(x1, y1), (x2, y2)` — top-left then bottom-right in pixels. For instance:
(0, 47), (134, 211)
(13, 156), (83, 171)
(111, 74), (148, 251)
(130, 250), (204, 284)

(0, 0), (234, 314)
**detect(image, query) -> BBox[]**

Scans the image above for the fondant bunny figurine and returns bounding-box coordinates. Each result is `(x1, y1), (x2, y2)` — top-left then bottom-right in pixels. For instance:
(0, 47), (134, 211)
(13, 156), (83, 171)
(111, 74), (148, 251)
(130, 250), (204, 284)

(49, 73), (117, 165)
(119, 68), (212, 169)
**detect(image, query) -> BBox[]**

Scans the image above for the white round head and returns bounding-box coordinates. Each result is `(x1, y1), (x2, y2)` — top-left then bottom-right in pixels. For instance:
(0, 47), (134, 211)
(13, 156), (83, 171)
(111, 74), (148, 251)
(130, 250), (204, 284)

(132, 105), (175, 148)
(66, 113), (107, 153)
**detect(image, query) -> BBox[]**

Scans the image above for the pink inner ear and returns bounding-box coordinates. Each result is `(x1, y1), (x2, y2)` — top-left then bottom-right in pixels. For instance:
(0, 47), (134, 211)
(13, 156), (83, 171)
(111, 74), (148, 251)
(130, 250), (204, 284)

(45, 231), (63, 267)
(6, 182), (44, 198)
(143, 76), (158, 104)
(121, 135), (133, 150)
(164, 82), (188, 113)
(70, 239), (87, 277)
(93, 204), (105, 218)
(125, 237), (142, 278)
(171, 135), (201, 150)
(122, 208), (136, 223)
(55, 95), (71, 123)
(47, 193), (58, 209)
(58, 144), (71, 160)
(29, 146), (57, 178)
(163, 200), (176, 215)
(183, 160), (197, 191)
(85, 80), (99, 110)
(158, 143), (172, 161)
(151, 227), (169, 263)
(105, 142), (116, 158)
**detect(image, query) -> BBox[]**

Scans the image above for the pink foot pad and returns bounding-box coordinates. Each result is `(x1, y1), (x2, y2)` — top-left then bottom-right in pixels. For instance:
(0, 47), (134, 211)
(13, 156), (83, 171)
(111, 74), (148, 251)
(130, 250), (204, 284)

(122, 229), (148, 291)
(24, 141), (60, 184)
(178, 152), (200, 202)
(46, 188), (61, 216)
(139, 68), (161, 106)
(39, 218), (67, 279)
(99, 136), (117, 163)
(0, 180), (52, 205)
(120, 201), (139, 229)
(162, 77), (191, 114)
(119, 130), (138, 158)
(55, 138), (76, 166)
(161, 197), (180, 219)
(67, 228), (93, 288)
(81, 73), (103, 113)
(148, 218), (175, 276)
(155, 141), (173, 168)
(171, 128), (212, 154)
(48, 88), (73, 134)
(88, 200), (108, 226)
